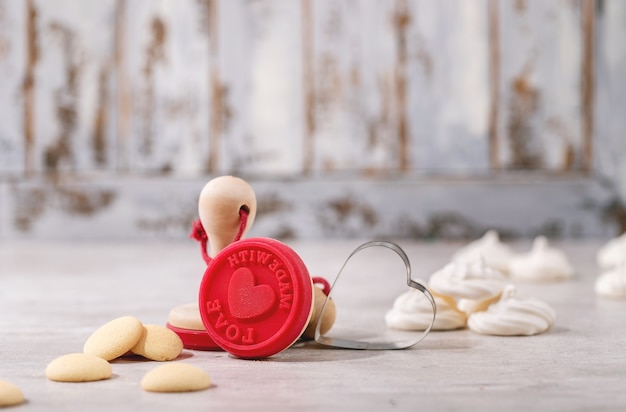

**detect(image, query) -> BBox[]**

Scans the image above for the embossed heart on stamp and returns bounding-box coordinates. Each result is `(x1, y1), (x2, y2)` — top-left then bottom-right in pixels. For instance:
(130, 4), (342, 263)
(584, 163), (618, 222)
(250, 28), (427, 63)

(228, 267), (276, 320)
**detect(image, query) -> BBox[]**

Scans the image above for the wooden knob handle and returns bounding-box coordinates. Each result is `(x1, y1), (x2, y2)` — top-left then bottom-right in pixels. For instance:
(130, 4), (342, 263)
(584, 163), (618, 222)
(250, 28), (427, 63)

(302, 286), (336, 339)
(198, 176), (257, 257)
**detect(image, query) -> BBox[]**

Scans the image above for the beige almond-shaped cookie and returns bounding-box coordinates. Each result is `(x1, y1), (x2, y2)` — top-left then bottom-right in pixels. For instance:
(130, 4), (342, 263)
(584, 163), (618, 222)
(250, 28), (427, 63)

(141, 363), (211, 393)
(0, 379), (25, 407)
(46, 353), (112, 382)
(83, 316), (144, 361)
(131, 324), (184, 361)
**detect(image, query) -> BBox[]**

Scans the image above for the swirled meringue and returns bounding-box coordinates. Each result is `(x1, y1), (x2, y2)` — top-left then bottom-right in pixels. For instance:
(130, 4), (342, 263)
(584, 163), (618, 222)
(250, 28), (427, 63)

(467, 285), (556, 336)
(428, 259), (507, 301)
(509, 236), (574, 282)
(596, 233), (626, 270)
(452, 230), (514, 274)
(595, 265), (626, 298)
(457, 293), (502, 315)
(385, 288), (466, 331)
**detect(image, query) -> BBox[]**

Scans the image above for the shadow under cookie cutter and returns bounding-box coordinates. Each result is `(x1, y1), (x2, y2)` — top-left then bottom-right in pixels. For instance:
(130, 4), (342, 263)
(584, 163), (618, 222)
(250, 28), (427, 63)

(314, 240), (437, 350)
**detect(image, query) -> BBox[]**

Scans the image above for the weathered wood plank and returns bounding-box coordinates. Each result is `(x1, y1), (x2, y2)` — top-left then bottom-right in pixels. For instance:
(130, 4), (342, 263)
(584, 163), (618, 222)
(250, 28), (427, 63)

(307, 0), (401, 174)
(581, 0), (594, 172)
(218, 0), (306, 176)
(308, 0), (491, 175)
(594, 0), (626, 202)
(498, 0), (585, 171)
(0, 0), (602, 178)
(0, 0), (27, 174)
(1, 175), (619, 241)
(487, 0), (501, 170)
(406, 0), (490, 174)
(21, 0), (118, 174)
(3, 0), (626, 242)
(120, 0), (211, 175)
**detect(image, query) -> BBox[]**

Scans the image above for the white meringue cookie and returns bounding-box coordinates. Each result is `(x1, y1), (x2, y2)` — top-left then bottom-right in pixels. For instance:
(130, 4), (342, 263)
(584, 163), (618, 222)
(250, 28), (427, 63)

(385, 288), (466, 331)
(595, 265), (626, 298)
(428, 259), (507, 301)
(452, 230), (514, 274)
(457, 293), (502, 315)
(509, 236), (574, 282)
(467, 285), (556, 336)
(596, 233), (626, 270)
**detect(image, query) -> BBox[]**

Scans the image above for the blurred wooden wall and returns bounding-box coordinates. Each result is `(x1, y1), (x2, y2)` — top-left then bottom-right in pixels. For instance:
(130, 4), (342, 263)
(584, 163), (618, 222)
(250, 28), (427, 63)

(0, 0), (624, 241)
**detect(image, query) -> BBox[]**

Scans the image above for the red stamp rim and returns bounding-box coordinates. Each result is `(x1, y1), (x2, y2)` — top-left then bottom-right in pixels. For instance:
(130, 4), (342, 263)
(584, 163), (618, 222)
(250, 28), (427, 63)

(166, 323), (222, 351)
(198, 238), (313, 359)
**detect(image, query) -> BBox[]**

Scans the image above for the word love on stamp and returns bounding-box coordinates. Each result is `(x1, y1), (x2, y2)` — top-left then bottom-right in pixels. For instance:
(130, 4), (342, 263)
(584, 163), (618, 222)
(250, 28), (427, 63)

(199, 238), (314, 359)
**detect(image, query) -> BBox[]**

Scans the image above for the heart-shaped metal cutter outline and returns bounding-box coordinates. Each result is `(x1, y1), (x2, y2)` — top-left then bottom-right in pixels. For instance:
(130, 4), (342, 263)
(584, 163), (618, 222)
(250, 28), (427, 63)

(314, 240), (437, 350)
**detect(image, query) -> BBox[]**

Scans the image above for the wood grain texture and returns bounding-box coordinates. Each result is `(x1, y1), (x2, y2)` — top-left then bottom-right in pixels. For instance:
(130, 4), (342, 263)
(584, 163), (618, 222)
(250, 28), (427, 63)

(581, 0), (595, 172)
(488, 0), (501, 170)
(0, 0), (625, 240)
(0, 175), (619, 241)
(408, 0), (491, 174)
(28, 0), (116, 174)
(499, 0), (584, 171)
(594, 0), (626, 198)
(0, 0), (597, 177)
(309, 0), (392, 173)
(198, 0), (307, 176)
(121, 0), (211, 175)
(0, 0), (27, 175)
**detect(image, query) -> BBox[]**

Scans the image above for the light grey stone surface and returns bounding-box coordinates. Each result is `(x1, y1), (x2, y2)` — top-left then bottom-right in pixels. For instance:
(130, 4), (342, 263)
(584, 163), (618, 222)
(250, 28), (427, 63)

(1, 239), (625, 411)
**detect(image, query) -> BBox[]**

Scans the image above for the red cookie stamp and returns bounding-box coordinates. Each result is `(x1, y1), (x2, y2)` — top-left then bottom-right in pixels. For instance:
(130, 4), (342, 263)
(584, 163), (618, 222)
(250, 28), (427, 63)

(198, 238), (314, 359)
(165, 323), (221, 351)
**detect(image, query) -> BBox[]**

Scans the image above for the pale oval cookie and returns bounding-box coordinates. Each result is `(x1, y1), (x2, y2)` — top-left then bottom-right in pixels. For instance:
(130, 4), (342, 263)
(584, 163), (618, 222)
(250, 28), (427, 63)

(168, 303), (205, 331)
(131, 324), (184, 361)
(83, 316), (144, 360)
(0, 379), (25, 407)
(141, 363), (211, 393)
(46, 353), (112, 382)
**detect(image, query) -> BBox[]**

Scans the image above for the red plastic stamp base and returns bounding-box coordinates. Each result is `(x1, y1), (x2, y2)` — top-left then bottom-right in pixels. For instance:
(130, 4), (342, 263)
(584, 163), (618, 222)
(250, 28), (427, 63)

(166, 323), (222, 351)
(198, 238), (313, 359)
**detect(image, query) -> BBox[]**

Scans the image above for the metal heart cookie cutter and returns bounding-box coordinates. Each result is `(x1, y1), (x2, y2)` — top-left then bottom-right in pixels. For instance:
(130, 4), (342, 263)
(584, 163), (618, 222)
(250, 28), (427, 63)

(314, 240), (436, 350)
(170, 176), (436, 359)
